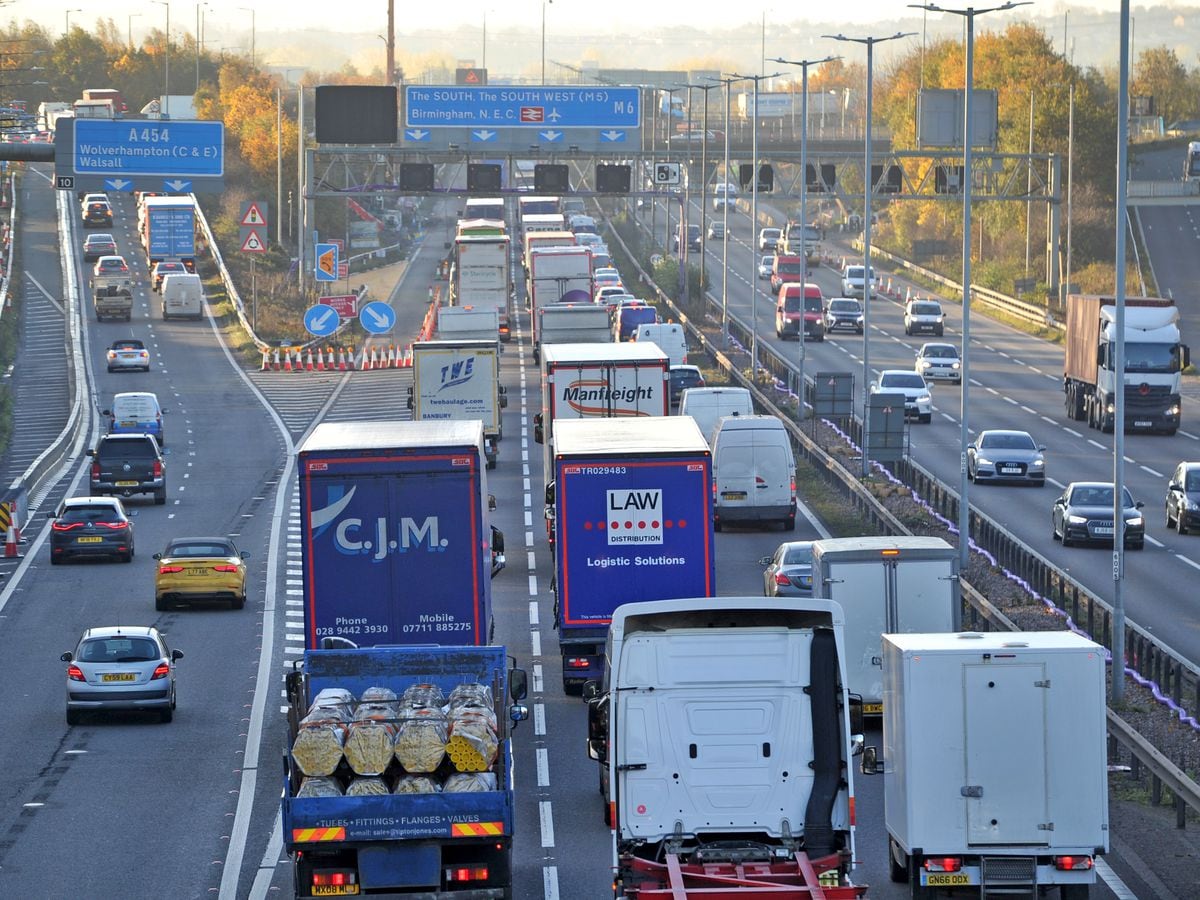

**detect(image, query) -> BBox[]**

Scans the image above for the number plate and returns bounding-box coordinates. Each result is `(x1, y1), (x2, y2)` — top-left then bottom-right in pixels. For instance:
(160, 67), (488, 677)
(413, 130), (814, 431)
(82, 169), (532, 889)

(77, 536), (104, 544)
(1092, 526), (1114, 535)
(312, 887), (359, 897)
(1000, 466), (1021, 474)
(102, 673), (136, 683)
(924, 873), (972, 887)
(115, 480), (139, 487)
(721, 491), (747, 500)
(187, 568), (210, 576)
(863, 702), (883, 714)
(1134, 420), (1152, 427)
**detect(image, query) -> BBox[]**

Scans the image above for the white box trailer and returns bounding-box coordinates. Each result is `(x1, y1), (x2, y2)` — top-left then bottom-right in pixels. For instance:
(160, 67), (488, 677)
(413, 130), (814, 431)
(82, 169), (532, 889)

(810, 535), (959, 712)
(535, 303), (611, 360)
(436, 306), (500, 343)
(872, 631), (1108, 898)
(408, 340), (505, 469)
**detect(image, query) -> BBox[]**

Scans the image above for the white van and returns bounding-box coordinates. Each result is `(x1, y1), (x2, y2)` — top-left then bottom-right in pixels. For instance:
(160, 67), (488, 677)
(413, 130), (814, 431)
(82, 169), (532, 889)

(712, 182), (739, 211)
(678, 387), (753, 448)
(633, 322), (687, 366)
(105, 391), (165, 446)
(160, 273), (204, 319)
(711, 414), (796, 531)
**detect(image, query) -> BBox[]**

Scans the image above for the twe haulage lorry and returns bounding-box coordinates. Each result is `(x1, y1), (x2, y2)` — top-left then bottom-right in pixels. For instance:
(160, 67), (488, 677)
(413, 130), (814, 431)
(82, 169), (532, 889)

(281, 644), (529, 898)
(1063, 294), (1190, 434)
(534, 342), (669, 481)
(584, 597), (868, 899)
(863, 631), (1107, 899)
(548, 416), (714, 692)
(408, 340), (506, 469)
(810, 536), (959, 714)
(452, 234), (512, 342)
(297, 420), (499, 650)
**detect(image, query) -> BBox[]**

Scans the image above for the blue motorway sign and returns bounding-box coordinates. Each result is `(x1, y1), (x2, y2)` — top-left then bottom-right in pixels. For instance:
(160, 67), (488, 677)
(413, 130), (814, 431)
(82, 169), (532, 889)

(358, 301), (397, 335)
(303, 304), (341, 338)
(405, 85), (640, 129)
(72, 119), (224, 178)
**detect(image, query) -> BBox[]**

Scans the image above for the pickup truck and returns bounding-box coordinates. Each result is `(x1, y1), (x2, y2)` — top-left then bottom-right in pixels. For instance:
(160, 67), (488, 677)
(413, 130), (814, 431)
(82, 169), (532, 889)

(92, 273), (133, 322)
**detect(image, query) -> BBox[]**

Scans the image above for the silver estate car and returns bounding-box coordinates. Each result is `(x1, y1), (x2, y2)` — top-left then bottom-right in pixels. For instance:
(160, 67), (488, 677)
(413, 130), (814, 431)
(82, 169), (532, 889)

(62, 626), (182, 724)
(967, 430), (1046, 485)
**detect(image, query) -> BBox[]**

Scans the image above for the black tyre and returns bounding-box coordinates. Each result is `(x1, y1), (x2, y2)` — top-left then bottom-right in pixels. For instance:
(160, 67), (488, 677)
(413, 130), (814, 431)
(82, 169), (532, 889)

(1167, 507), (1175, 529)
(231, 594), (246, 610)
(66, 709), (82, 726)
(888, 838), (908, 883)
(50, 554), (62, 565)
(160, 707), (173, 723)
(1059, 884), (1089, 900)
(1179, 513), (1189, 535)
(120, 551), (133, 563)
(784, 514), (796, 532)
(155, 595), (168, 611)
(713, 518), (722, 533)
(1130, 540), (1145, 551)
(919, 413), (932, 424)
(602, 799), (612, 826)
(154, 489), (166, 505)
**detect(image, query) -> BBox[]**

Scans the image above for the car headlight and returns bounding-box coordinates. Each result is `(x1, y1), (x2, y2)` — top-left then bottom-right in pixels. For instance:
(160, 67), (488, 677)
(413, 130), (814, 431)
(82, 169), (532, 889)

(951, 361), (960, 369)
(855, 316), (864, 324)
(917, 392), (931, 404)
(1067, 515), (1088, 524)
(1126, 516), (1144, 527)
(975, 456), (992, 467)
(1030, 458), (1045, 468)
(1186, 498), (1200, 511)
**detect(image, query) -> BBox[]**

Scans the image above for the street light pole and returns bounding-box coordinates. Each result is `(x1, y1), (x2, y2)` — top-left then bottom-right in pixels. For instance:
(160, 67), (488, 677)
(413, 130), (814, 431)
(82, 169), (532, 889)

(825, 31), (914, 478)
(910, 2), (1029, 573)
(239, 6), (255, 68)
(770, 55), (838, 420)
(65, 9), (82, 36)
(127, 13), (141, 49)
(703, 75), (738, 344)
(686, 83), (721, 301)
(153, 1), (170, 118)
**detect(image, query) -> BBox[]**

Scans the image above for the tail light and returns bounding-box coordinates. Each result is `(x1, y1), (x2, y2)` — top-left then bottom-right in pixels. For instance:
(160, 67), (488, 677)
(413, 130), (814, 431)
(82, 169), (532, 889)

(1054, 856), (1094, 871)
(158, 565), (185, 574)
(212, 564), (239, 573)
(924, 858), (962, 873)
(774, 573), (790, 586)
(98, 521), (127, 530)
(67, 665), (85, 682)
(446, 866), (489, 883)
(790, 477), (797, 497)
(52, 521), (84, 532)
(566, 657), (591, 669)
(312, 871), (356, 889)
(91, 463), (101, 480)
(151, 663), (170, 680)
(152, 460), (163, 477)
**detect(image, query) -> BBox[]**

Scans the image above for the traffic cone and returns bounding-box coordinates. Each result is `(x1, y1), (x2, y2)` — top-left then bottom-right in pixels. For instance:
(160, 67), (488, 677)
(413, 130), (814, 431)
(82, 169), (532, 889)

(387, 345), (397, 369)
(905, 286), (912, 303)
(305, 349), (314, 372)
(261, 349), (271, 371)
(5, 523), (19, 559)
(273, 348), (281, 370)
(346, 347), (355, 371)
(283, 349), (294, 372)
(336, 348), (346, 371)
(316, 347), (326, 371)
(368, 347), (378, 370)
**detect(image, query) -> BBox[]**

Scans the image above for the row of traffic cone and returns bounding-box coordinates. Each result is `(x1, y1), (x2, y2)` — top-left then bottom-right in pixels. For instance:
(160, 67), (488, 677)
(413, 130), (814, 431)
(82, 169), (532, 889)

(358, 345), (413, 369)
(261, 346), (358, 372)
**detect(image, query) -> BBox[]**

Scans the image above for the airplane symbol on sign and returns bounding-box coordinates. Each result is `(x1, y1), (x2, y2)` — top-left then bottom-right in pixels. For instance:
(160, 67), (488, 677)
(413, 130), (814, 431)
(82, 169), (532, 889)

(547, 108), (562, 122)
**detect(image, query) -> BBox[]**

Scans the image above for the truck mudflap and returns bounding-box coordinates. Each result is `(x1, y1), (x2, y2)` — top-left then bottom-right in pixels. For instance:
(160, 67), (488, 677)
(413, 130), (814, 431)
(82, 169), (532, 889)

(617, 850), (867, 899)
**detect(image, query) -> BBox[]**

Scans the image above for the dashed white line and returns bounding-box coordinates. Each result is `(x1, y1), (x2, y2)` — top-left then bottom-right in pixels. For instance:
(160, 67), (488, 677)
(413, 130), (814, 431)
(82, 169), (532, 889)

(531, 630), (541, 656)
(1064, 427), (1083, 437)
(532, 664), (544, 693)
(1087, 439), (1106, 450)
(538, 801), (556, 847)
(1176, 555), (1200, 572)
(536, 748), (550, 787)
(1140, 465), (1163, 477)
(534, 703), (546, 735)
(529, 601), (540, 626)
(1146, 536), (1164, 548)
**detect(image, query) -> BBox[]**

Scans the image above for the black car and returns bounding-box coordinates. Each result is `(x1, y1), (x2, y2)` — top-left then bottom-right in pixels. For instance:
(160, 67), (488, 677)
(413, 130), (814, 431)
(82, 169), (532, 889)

(82, 200), (114, 228)
(673, 224), (701, 253)
(1051, 481), (1145, 549)
(87, 433), (167, 504)
(1165, 461), (1200, 534)
(49, 496), (134, 564)
(669, 365), (705, 406)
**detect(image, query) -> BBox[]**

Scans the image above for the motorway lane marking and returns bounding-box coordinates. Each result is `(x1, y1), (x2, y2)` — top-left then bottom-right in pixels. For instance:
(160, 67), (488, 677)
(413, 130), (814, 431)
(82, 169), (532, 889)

(1088, 439), (1106, 449)
(1004, 397), (1017, 405)
(1064, 427), (1083, 437)
(1021, 406), (1038, 415)
(531, 630), (541, 656)
(1096, 858), (1140, 900)
(1146, 536), (1165, 548)
(538, 800), (556, 848)
(526, 531), (534, 547)
(1177, 555), (1200, 572)
(532, 663), (544, 692)
(543, 866), (560, 899)
(1140, 465), (1164, 477)
(525, 511), (533, 528)
(536, 748), (551, 787)
(1041, 416), (1057, 425)
(529, 600), (540, 626)
(527, 551), (536, 570)
(524, 477), (531, 492)
(534, 703), (546, 735)
(1178, 430), (1198, 441)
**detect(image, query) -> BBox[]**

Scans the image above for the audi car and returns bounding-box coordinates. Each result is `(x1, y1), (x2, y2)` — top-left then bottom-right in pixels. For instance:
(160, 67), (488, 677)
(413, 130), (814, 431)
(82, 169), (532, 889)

(1051, 482), (1145, 549)
(967, 429), (1046, 485)
(153, 536), (250, 610)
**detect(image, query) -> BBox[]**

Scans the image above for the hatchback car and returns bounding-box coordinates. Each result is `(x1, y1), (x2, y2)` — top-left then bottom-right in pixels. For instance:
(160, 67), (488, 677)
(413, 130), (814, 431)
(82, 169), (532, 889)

(673, 224), (702, 253)
(904, 299), (946, 336)
(758, 227), (782, 252)
(82, 233), (118, 262)
(1165, 461), (1200, 534)
(707, 220), (726, 240)
(871, 370), (933, 423)
(914, 342), (962, 383)
(593, 272), (624, 291)
(151, 259), (187, 292)
(841, 265), (878, 300)
(61, 626), (182, 724)
(759, 541), (815, 596)
(106, 338), (151, 373)
(49, 496), (134, 564)
(967, 430), (1046, 485)
(153, 537), (250, 610)
(93, 255), (130, 277)
(824, 297), (864, 334)
(758, 255), (775, 280)
(82, 200), (114, 228)
(1051, 482), (1145, 549)
(668, 365), (705, 406)
(595, 285), (631, 307)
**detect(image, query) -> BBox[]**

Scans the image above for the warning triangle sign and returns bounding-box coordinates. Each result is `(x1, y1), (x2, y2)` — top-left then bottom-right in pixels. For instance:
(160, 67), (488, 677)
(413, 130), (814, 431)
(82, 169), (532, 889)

(240, 202), (267, 227)
(241, 229), (267, 252)
(465, 70), (480, 84)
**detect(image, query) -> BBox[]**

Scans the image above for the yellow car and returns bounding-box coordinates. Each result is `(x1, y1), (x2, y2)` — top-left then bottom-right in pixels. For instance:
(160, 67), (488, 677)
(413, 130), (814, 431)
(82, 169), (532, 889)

(153, 537), (249, 611)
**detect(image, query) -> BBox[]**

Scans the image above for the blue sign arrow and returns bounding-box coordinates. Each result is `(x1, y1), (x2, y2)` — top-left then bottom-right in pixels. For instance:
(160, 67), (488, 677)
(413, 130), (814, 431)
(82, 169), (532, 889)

(405, 128), (431, 141)
(539, 130), (563, 142)
(471, 129), (497, 142)
(599, 130), (626, 142)
(73, 119), (224, 178)
(406, 85), (641, 129)
(359, 301), (397, 335)
(304, 304), (341, 337)
(163, 178), (193, 192)
(104, 178), (134, 192)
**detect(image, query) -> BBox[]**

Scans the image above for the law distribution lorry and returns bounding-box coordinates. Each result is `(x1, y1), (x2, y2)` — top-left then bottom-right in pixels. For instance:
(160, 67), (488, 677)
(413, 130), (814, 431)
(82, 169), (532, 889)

(408, 340), (506, 469)
(534, 342), (669, 481)
(451, 234), (512, 342)
(584, 597), (868, 899)
(281, 645), (529, 898)
(297, 420), (498, 650)
(810, 536), (959, 714)
(864, 631), (1107, 899)
(549, 417), (715, 692)
(139, 195), (197, 268)
(534, 302), (611, 361)
(1063, 294), (1190, 434)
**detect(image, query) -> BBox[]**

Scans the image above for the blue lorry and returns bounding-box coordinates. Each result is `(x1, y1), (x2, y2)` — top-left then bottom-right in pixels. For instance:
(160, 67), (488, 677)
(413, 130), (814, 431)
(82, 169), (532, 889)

(297, 421), (499, 650)
(282, 645), (528, 898)
(549, 416), (715, 693)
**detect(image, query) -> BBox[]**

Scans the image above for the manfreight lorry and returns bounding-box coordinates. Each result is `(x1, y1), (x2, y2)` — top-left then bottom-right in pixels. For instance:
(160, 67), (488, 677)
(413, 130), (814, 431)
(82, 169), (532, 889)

(534, 302), (611, 361)
(584, 597), (868, 898)
(810, 536), (959, 714)
(436, 306), (500, 343)
(139, 195), (197, 268)
(548, 417), (714, 692)
(408, 340), (506, 469)
(1063, 293), (1190, 434)
(451, 234), (512, 342)
(863, 631), (1107, 899)
(296, 421), (499, 650)
(534, 342), (669, 481)
(281, 644), (529, 899)
(526, 245), (593, 322)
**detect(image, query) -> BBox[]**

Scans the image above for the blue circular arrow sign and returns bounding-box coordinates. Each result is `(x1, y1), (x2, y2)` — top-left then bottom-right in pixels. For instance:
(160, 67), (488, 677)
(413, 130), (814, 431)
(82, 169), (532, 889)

(303, 304), (341, 337)
(359, 300), (397, 334)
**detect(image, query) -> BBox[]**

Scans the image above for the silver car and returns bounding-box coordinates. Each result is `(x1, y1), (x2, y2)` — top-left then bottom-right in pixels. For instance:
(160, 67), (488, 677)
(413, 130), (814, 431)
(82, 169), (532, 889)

(915, 342), (962, 383)
(967, 430), (1046, 485)
(759, 541), (815, 596)
(758, 255), (775, 280)
(61, 626), (182, 724)
(871, 370), (933, 423)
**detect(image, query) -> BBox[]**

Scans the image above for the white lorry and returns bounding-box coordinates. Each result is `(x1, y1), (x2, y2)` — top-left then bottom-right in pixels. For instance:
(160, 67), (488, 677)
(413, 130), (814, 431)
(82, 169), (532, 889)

(452, 234), (512, 342)
(810, 535), (959, 714)
(526, 245), (594, 325)
(534, 302), (611, 361)
(583, 597), (865, 899)
(534, 342), (668, 480)
(408, 340), (506, 469)
(435, 305), (500, 343)
(864, 631), (1108, 899)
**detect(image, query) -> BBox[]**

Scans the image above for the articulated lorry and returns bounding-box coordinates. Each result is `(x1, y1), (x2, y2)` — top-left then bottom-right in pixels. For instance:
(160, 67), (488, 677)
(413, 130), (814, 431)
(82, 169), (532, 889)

(526, 245), (593, 323)
(864, 631), (1107, 899)
(534, 342), (669, 480)
(297, 420), (499, 650)
(282, 644), (529, 898)
(1063, 293), (1190, 434)
(810, 536), (959, 714)
(436, 306), (500, 343)
(585, 597), (868, 899)
(408, 340), (506, 469)
(549, 417), (714, 692)
(451, 234), (512, 342)
(139, 195), (197, 269)
(534, 302), (611, 361)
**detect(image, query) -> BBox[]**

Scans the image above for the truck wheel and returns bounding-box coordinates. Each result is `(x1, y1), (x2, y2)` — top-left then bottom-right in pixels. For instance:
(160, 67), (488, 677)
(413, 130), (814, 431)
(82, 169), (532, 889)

(1059, 885), (1089, 900)
(602, 800), (612, 826)
(888, 838), (908, 883)
(713, 518), (722, 533)
(784, 513), (796, 531)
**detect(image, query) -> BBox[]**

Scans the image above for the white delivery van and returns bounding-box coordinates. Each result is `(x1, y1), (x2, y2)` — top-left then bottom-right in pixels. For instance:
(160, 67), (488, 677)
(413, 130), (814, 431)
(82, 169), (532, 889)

(711, 414), (796, 531)
(678, 387), (753, 448)
(633, 322), (687, 366)
(105, 391), (165, 446)
(160, 273), (204, 319)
